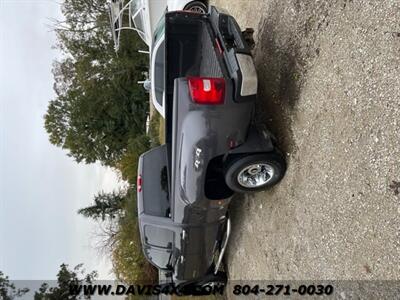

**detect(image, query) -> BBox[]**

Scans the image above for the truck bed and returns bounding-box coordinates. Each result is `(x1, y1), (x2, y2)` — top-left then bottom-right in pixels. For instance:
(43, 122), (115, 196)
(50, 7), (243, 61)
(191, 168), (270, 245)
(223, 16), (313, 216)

(165, 14), (223, 87)
(162, 7), (258, 219)
(165, 12), (224, 144)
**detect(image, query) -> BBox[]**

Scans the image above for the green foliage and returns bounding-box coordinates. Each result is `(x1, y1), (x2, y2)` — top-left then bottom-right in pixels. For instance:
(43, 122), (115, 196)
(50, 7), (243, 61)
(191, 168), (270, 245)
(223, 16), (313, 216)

(78, 189), (126, 221)
(148, 114), (162, 147)
(47, 0), (158, 285)
(116, 115), (163, 184)
(112, 190), (157, 283)
(0, 271), (29, 300)
(44, 0), (149, 166)
(76, 190), (156, 284)
(116, 134), (150, 184)
(34, 264), (96, 300)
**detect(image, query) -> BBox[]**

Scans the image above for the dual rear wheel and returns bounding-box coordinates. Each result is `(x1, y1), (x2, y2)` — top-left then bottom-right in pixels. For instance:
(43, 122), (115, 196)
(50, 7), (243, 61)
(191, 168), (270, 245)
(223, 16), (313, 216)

(224, 151), (286, 193)
(195, 153), (285, 291)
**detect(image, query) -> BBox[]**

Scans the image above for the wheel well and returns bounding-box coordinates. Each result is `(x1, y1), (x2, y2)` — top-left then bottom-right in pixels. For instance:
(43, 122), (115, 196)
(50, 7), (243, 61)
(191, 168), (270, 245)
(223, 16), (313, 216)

(205, 155), (234, 200)
(225, 153), (248, 166)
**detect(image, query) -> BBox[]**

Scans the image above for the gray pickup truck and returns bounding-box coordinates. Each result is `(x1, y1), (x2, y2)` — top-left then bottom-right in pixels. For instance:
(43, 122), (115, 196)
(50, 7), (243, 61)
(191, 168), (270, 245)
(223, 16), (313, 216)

(137, 6), (286, 293)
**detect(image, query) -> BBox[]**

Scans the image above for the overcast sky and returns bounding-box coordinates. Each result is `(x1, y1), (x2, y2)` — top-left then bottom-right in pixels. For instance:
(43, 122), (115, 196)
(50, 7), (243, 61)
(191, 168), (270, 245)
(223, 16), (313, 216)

(0, 0), (122, 280)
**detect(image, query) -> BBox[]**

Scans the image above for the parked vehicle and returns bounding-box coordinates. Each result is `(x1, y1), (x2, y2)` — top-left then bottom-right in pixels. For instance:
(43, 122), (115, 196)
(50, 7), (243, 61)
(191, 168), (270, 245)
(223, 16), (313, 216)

(108, 0), (209, 99)
(108, 0), (208, 50)
(168, 0), (207, 13)
(137, 6), (286, 292)
(149, 14), (166, 116)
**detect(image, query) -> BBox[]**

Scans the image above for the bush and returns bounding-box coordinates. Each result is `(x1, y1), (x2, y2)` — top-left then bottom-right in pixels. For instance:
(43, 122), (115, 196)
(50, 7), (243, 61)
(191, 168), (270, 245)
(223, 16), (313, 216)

(116, 134), (150, 184)
(148, 113), (162, 147)
(112, 116), (163, 284)
(112, 190), (157, 283)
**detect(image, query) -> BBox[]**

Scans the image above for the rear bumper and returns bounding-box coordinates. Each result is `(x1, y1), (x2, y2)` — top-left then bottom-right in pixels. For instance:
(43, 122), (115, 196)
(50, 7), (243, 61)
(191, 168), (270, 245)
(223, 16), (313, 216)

(208, 6), (257, 102)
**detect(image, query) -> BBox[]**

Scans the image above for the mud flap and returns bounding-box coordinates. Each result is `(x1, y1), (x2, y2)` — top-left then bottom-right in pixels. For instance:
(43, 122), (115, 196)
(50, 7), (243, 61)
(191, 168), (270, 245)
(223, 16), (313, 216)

(242, 28), (255, 50)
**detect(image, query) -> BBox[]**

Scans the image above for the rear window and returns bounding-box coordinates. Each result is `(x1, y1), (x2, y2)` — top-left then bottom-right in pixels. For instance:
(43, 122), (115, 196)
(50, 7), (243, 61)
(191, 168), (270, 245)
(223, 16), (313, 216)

(142, 146), (170, 217)
(145, 247), (171, 270)
(144, 226), (174, 248)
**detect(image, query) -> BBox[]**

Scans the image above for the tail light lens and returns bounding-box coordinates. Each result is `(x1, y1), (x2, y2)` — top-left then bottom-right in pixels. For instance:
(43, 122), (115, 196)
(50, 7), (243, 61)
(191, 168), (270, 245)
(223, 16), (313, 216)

(137, 175), (142, 192)
(187, 77), (225, 105)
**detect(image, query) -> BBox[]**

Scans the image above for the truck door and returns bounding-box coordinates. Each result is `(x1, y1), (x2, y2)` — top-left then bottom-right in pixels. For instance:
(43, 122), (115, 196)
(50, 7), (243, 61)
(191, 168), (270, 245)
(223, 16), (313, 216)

(174, 225), (216, 281)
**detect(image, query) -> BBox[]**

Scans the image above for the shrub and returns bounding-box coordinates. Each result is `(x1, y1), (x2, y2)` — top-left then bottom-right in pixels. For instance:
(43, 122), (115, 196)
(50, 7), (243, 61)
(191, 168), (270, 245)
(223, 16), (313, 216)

(112, 190), (157, 283)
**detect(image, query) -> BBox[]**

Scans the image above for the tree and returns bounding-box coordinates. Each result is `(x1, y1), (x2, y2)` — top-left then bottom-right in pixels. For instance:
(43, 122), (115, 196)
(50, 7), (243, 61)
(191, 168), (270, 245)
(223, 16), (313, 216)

(34, 264), (97, 300)
(111, 191), (157, 284)
(0, 271), (29, 300)
(44, 0), (149, 166)
(116, 134), (151, 184)
(78, 189), (126, 221)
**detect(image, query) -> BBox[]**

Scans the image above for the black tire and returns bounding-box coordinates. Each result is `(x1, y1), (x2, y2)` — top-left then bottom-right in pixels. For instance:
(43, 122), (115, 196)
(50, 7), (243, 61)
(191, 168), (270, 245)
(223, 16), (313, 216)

(179, 272), (227, 295)
(224, 151), (286, 193)
(184, 1), (208, 14)
(197, 271), (227, 295)
(202, 271), (227, 284)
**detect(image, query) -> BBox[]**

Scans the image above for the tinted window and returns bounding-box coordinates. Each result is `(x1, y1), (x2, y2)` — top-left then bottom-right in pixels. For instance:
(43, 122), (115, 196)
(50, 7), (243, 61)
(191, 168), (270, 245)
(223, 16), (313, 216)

(145, 247), (171, 270)
(144, 226), (173, 248)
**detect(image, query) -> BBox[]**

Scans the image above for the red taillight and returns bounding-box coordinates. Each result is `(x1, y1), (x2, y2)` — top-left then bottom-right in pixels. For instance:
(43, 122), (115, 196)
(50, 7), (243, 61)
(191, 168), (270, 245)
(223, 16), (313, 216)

(187, 77), (225, 105)
(137, 175), (142, 192)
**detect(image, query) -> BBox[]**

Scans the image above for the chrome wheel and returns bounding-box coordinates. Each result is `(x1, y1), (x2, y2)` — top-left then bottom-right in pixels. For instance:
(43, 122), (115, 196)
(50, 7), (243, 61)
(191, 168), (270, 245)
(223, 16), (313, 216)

(237, 163), (275, 188)
(187, 5), (206, 14)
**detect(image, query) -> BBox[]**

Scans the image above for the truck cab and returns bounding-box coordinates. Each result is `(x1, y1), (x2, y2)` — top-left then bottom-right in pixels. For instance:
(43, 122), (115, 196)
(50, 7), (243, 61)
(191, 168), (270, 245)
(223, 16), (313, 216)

(137, 144), (229, 287)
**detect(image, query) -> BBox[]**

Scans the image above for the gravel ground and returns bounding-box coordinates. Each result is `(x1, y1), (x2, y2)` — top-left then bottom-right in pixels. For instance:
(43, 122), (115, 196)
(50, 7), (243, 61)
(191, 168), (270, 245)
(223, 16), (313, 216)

(211, 0), (400, 282)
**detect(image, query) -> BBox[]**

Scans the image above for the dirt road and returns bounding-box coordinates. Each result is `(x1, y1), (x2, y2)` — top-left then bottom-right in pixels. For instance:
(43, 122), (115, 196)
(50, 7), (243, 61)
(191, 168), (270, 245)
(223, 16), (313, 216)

(212, 0), (400, 281)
